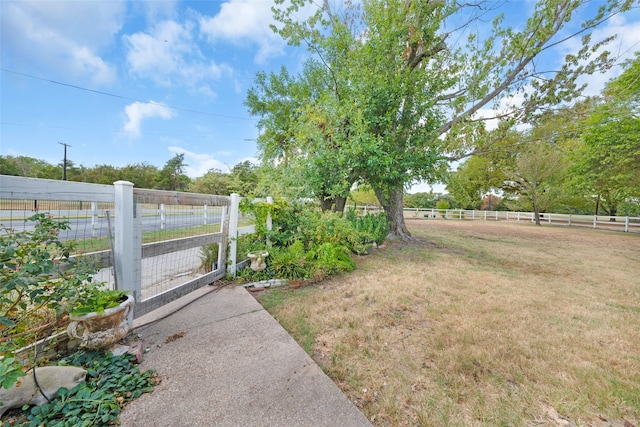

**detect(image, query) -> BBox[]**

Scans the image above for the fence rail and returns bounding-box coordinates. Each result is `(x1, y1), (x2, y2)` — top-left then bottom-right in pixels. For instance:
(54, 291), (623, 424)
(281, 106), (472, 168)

(0, 175), (263, 321)
(400, 208), (640, 233)
(348, 204), (640, 233)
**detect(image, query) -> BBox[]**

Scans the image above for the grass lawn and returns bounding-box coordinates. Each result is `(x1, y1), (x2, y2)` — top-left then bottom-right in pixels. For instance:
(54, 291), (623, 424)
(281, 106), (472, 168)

(255, 219), (640, 427)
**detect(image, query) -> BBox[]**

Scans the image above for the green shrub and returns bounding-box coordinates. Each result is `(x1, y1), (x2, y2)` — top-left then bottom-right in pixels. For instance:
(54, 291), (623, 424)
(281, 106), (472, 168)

(307, 242), (355, 275)
(0, 214), (105, 389)
(269, 241), (308, 280)
(345, 209), (389, 245)
(436, 200), (450, 218)
(236, 200), (365, 282)
(436, 200), (450, 210)
(298, 210), (370, 254)
(198, 242), (219, 272)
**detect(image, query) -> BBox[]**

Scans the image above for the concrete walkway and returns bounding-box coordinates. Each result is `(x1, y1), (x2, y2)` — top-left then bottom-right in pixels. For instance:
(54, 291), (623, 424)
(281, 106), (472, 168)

(119, 285), (372, 427)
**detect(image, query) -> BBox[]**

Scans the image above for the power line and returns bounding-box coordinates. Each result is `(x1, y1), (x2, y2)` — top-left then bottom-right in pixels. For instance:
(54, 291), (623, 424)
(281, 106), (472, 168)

(1, 68), (256, 121)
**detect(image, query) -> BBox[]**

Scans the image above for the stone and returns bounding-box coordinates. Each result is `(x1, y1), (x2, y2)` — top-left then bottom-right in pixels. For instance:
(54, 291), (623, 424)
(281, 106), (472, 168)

(0, 366), (87, 416)
(128, 342), (144, 364)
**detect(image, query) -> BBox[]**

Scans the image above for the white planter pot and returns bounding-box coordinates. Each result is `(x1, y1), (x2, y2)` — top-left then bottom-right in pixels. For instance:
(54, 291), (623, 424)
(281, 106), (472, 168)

(66, 294), (134, 349)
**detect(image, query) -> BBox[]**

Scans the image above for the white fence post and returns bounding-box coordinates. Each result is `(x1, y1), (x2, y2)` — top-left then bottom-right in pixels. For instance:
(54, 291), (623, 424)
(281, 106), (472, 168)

(113, 181), (140, 329)
(266, 196), (274, 232)
(91, 201), (98, 237)
(227, 193), (240, 277)
(203, 204), (208, 225)
(625, 216), (629, 232)
(593, 215), (597, 229)
(160, 203), (166, 230)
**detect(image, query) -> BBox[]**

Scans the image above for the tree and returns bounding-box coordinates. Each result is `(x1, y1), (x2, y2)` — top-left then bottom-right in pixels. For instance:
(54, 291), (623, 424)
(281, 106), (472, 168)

(503, 141), (567, 225)
(77, 164), (121, 185)
(0, 155), (59, 179)
(571, 52), (640, 216)
(119, 163), (160, 189)
(246, 61), (357, 211)
(481, 194), (503, 211)
(253, 0), (633, 240)
(158, 153), (190, 191)
(404, 192), (440, 209)
(447, 155), (506, 209)
(189, 168), (236, 196)
(229, 161), (260, 197)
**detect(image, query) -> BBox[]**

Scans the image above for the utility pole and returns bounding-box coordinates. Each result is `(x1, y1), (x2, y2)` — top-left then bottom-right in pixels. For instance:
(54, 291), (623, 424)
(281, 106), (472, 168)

(58, 142), (72, 180)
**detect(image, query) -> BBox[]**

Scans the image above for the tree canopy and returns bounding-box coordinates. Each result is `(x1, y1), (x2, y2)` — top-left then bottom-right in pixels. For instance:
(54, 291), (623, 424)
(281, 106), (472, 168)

(246, 0), (635, 239)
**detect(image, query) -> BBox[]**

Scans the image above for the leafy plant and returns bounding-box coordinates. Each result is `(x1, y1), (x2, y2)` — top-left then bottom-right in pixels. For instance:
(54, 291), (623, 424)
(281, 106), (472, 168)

(269, 241), (308, 280)
(234, 200), (363, 282)
(66, 287), (129, 317)
(198, 242), (219, 273)
(345, 209), (389, 245)
(2, 350), (157, 427)
(307, 242), (355, 276)
(0, 214), (115, 389)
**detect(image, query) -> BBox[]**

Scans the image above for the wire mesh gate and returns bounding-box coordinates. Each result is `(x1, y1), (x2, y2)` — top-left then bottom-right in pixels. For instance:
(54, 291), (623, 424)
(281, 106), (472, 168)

(130, 188), (231, 317)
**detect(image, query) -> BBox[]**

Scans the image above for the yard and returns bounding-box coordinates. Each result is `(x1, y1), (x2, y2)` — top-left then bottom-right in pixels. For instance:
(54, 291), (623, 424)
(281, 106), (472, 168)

(256, 220), (640, 426)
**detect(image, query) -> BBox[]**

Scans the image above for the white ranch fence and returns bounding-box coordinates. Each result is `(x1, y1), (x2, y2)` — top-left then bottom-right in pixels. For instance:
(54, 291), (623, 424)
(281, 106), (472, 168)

(349, 205), (640, 233)
(0, 175), (264, 319)
(402, 208), (640, 233)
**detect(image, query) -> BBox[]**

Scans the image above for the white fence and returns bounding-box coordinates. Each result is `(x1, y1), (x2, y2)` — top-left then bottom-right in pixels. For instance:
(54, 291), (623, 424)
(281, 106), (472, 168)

(401, 208), (640, 233)
(349, 205), (640, 233)
(0, 175), (262, 318)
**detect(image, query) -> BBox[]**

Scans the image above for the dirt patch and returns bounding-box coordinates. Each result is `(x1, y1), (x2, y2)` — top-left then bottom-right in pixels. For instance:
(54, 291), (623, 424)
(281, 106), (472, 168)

(164, 331), (185, 343)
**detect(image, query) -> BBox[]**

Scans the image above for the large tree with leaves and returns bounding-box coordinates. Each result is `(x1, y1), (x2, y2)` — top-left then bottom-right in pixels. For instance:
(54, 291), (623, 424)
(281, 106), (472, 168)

(571, 52), (640, 216)
(249, 0), (634, 239)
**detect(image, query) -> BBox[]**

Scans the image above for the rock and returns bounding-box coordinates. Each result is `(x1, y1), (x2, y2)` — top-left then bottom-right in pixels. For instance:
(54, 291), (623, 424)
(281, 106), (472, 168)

(128, 342), (144, 364)
(0, 366), (87, 416)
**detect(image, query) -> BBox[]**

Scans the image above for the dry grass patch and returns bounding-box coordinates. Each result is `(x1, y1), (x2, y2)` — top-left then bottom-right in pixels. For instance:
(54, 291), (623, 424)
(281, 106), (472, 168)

(255, 220), (640, 427)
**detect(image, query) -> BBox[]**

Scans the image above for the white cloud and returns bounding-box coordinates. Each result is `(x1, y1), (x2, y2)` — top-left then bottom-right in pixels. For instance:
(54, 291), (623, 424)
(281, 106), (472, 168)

(1, 1), (124, 85)
(167, 146), (228, 177)
(124, 19), (232, 87)
(123, 102), (175, 137)
(198, 0), (286, 64)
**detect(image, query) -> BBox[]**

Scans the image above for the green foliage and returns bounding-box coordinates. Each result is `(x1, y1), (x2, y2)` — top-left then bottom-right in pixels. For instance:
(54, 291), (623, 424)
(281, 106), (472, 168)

(234, 200), (365, 282)
(0, 214), (114, 388)
(345, 209), (389, 245)
(404, 192), (441, 209)
(250, 0), (628, 238)
(297, 210), (371, 255)
(3, 351), (156, 427)
(269, 241), (308, 280)
(66, 288), (129, 317)
(158, 153), (190, 191)
(198, 243), (219, 273)
(435, 200), (450, 210)
(307, 243), (355, 276)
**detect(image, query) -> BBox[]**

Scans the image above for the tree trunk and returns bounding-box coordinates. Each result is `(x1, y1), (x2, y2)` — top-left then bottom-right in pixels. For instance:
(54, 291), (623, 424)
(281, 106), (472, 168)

(374, 184), (413, 241)
(319, 193), (333, 212)
(320, 195), (347, 212)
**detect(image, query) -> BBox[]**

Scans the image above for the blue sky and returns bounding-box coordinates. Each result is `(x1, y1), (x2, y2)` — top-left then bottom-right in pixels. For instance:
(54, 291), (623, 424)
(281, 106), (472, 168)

(1, 0), (639, 192)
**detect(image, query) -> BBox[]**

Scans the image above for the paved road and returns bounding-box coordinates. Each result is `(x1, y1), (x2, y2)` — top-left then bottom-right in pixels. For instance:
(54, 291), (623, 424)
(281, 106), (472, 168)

(0, 212), (223, 240)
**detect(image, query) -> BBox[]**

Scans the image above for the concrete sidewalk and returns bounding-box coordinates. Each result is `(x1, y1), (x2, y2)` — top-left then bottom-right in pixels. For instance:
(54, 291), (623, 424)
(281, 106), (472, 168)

(119, 285), (372, 427)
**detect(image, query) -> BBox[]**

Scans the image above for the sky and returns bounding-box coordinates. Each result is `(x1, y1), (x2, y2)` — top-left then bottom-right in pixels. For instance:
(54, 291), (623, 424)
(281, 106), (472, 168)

(1, 0), (640, 193)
